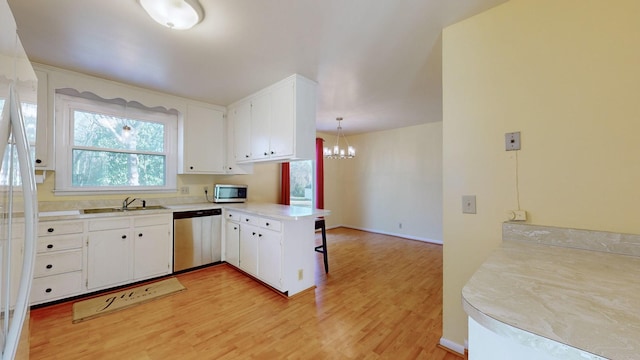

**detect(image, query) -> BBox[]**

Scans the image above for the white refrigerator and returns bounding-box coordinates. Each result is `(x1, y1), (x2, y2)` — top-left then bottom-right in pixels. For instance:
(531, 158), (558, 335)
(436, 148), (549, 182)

(0, 0), (39, 359)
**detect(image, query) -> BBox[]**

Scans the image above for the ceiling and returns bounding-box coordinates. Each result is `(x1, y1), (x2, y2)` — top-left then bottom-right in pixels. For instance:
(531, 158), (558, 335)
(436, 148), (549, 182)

(7, 0), (507, 135)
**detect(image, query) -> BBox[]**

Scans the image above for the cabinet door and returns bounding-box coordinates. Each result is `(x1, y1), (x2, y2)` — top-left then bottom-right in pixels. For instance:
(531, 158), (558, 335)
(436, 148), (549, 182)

(225, 221), (240, 267)
(239, 224), (259, 276)
(250, 93), (271, 160)
(34, 69), (51, 169)
(233, 101), (252, 162)
(87, 229), (132, 289)
(269, 80), (295, 159)
(257, 229), (283, 290)
(180, 103), (225, 173)
(133, 224), (171, 280)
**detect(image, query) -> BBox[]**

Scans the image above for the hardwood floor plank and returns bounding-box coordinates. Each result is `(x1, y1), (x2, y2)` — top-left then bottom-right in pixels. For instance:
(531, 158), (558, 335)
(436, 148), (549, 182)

(29, 228), (464, 359)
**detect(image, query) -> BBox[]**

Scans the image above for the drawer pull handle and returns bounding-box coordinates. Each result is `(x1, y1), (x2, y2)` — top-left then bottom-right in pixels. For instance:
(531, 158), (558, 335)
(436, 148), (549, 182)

(47, 228), (54, 233)
(122, 235), (127, 239)
(47, 244), (54, 249)
(45, 288), (52, 293)
(46, 264), (53, 269)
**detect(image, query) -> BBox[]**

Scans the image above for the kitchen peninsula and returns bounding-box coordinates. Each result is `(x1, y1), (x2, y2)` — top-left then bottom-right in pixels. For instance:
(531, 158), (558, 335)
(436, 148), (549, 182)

(463, 223), (640, 360)
(35, 201), (329, 305)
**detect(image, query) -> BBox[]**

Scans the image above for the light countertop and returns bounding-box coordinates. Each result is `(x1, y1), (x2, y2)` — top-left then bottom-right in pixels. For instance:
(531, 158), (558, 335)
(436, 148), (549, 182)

(463, 224), (640, 360)
(38, 201), (329, 222)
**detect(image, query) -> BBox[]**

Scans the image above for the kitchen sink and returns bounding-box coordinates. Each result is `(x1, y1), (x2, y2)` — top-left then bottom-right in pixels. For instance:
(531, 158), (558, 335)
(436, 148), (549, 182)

(82, 205), (166, 214)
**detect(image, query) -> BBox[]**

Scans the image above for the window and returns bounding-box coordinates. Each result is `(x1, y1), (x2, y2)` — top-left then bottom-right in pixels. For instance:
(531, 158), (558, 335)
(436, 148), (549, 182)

(0, 99), (37, 187)
(289, 160), (313, 207)
(55, 93), (177, 194)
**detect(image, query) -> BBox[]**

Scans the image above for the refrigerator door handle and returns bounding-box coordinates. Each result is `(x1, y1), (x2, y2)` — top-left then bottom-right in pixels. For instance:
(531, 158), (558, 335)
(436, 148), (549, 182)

(2, 84), (38, 360)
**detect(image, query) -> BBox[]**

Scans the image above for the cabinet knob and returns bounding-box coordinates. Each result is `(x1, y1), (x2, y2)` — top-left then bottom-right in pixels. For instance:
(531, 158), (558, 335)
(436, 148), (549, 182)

(228, 167), (233, 170)
(258, 234), (262, 237)
(270, 151), (275, 155)
(46, 244), (54, 249)
(45, 288), (52, 293)
(35, 159), (42, 164)
(245, 218), (249, 222)
(122, 235), (127, 239)
(47, 228), (54, 233)
(264, 152), (268, 156)
(265, 222), (270, 226)
(190, 166), (194, 170)
(46, 264), (53, 269)
(234, 226), (237, 230)
(245, 154), (250, 158)
(252, 232), (256, 236)
(138, 233), (143, 237)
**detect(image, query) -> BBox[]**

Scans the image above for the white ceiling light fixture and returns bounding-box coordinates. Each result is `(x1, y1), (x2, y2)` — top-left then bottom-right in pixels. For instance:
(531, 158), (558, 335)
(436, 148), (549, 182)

(324, 117), (356, 159)
(139, 0), (204, 30)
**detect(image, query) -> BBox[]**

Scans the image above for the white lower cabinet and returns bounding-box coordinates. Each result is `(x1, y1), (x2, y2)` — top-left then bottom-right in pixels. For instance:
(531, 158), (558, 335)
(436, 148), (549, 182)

(31, 220), (85, 304)
(87, 227), (131, 290)
(239, 223), (259, 277)
(224, 210), (301, 294)
(224, 220), (240, 267)
(86, 214), (172, 291)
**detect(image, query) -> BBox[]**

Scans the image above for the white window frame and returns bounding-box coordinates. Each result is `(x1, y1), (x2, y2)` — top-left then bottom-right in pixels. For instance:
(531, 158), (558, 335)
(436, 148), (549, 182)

(54, 93), (177, 195)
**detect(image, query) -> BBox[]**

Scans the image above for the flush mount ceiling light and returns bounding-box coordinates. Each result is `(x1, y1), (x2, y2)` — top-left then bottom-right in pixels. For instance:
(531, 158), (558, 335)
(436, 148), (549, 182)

(323, 117), (356, 159)
(139, 0), (204, 30)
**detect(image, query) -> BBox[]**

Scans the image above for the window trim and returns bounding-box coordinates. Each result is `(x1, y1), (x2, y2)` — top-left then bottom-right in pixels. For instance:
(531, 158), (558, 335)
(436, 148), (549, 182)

(54, 93), (177, 195)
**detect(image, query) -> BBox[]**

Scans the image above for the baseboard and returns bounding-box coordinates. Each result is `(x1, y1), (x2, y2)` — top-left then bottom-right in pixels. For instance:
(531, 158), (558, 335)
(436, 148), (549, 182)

(337, 225), (443, 245)
(439, 337), (466, 356)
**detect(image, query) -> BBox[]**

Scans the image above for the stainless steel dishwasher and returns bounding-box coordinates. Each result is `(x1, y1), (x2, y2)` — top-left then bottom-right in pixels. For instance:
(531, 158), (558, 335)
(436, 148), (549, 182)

(173, 208), (222, 272)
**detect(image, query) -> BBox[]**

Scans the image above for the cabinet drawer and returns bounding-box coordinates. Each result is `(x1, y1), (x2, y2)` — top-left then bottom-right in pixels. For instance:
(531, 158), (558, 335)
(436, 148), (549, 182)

(258, 218), (281, 232)
(134, 214), (170, 228)
(89, 218), (130, 231)
(37, 234), (83, 253)
(38, 221), (84, 236)
(31, 271), (82, 304)
(34, 249), (83, 278)
(225, 211), (241, 222)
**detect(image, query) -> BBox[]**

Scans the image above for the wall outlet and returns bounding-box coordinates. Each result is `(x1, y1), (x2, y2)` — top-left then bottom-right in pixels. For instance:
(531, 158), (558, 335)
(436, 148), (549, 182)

(180, 186), (189, 194)
(505, 131), (521, 151)
(462, 195), (477, 214)
(204, 186), (209, 193)
(507, 210), (527, 221)
(297, 269), (303, 280)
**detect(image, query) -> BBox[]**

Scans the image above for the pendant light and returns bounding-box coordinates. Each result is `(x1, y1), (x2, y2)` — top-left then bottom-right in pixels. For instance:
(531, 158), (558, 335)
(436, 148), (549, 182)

(323, 117), (356, 159)
(139, 0), (204, 30)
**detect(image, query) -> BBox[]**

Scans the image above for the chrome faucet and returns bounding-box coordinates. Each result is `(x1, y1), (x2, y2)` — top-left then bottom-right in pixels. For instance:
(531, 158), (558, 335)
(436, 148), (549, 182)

(122, 197), (137, 210)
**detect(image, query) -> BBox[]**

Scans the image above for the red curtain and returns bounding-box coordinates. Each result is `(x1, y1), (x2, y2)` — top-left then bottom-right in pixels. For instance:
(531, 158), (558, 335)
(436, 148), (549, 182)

(315, 138), (324, 209)
(280, 162), (290, 205)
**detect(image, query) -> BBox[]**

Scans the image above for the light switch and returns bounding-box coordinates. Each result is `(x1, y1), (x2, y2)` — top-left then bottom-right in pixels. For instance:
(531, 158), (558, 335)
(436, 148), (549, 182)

(462, 195), (476, 214)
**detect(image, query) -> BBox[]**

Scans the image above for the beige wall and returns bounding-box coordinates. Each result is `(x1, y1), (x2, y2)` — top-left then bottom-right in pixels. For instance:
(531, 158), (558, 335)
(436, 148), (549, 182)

(321, 123), (443, 242)
(442, 0), (640, 348)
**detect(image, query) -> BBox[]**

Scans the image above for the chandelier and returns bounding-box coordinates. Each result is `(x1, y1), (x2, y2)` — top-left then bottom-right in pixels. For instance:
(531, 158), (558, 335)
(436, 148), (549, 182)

(323, 117), (355, 159)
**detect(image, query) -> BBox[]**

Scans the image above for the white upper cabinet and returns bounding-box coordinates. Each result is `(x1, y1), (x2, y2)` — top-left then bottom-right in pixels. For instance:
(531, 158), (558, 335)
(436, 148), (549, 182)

(34, 69), (52, 169)
(229, 74), (317, 163)
(178, 102), (226, 174)
(225, 105), (253, 174)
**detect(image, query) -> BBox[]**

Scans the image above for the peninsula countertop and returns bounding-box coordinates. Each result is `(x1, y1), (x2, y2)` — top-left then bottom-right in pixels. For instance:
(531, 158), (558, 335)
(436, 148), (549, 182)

(462, 231), (640, 360)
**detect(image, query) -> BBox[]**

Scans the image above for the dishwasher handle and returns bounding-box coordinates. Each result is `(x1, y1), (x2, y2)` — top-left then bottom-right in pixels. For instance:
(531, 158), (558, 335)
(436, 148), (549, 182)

(173, 208), (222, 219)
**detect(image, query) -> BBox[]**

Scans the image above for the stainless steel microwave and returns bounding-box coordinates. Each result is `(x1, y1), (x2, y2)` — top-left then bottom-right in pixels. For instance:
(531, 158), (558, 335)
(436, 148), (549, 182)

(213, 184), (248, 203)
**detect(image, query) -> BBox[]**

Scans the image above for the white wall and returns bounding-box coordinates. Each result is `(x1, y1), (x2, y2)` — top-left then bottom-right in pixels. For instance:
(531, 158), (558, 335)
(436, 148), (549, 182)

(322, 123), (443, 243)
(442, 0), (640, 349)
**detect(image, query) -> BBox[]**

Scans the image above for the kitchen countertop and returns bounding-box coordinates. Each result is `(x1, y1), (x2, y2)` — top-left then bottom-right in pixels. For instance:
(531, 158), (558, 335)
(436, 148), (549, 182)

(462, 224), (640, 360)
(38, 201), (330, 221)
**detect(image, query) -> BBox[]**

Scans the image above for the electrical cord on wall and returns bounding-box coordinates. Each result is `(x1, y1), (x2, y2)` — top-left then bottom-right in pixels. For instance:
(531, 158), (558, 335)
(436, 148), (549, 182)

(515, 150), (521, 210)
(204, 189), (214, 203)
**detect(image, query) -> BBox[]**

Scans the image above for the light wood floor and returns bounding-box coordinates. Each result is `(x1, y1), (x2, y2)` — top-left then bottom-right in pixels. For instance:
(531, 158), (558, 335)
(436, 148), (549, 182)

(29, 227), (463, 360)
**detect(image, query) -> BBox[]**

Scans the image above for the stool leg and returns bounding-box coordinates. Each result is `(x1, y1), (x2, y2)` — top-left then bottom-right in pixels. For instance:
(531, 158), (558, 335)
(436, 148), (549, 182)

(321, 224), (328, 273)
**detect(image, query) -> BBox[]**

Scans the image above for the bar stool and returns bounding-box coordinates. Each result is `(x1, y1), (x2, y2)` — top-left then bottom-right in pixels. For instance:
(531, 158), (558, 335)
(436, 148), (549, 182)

(315, 218), (328, 273)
